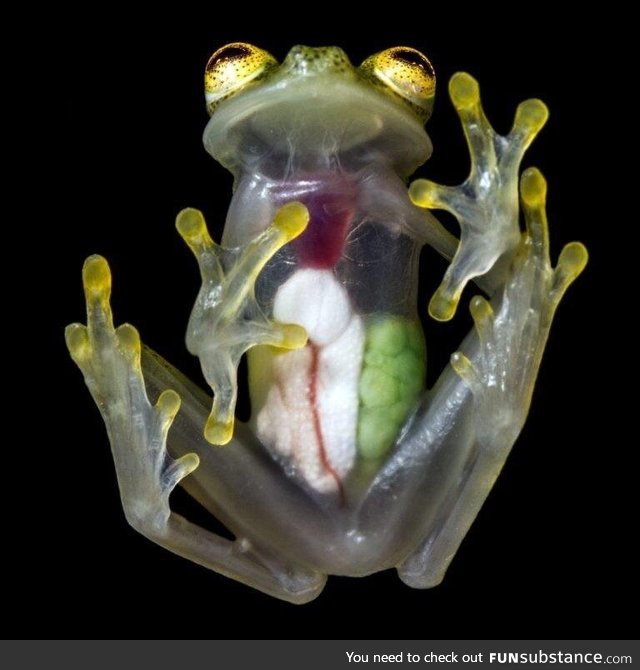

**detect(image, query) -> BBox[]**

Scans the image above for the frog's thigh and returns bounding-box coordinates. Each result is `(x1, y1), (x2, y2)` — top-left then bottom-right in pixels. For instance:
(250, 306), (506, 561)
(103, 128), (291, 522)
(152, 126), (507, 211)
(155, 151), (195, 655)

(396, 445), (492, 589)
(141, 349), (328, 603)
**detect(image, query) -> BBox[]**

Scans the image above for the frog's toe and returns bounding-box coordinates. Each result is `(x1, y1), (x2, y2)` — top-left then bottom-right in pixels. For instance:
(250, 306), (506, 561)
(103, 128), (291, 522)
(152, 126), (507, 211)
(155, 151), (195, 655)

(66, 255), (118, 372)
(82, 255), (114, 333)
(204, 413), (235, 446)
(428, 284), (461, 322)
(449, 72), (480, 110)
(427, 239), (498, 322)
(514, 99), (548, 136)
(519, 168), (588, 305)
(508, 100), (549, 163)
(450, 350), (481, 396)
(65, 323), (90, 365)
(553, 242), (588, 301)
(450, 295), (494, 396)
(409, 179), (457, 213)
(115, 323), (142, 364)
(521, 166), (547, 208)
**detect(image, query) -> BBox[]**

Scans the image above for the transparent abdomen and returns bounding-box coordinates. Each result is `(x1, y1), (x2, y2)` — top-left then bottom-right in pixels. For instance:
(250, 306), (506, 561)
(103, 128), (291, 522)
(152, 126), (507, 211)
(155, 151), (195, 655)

(233, 165), (426, 494)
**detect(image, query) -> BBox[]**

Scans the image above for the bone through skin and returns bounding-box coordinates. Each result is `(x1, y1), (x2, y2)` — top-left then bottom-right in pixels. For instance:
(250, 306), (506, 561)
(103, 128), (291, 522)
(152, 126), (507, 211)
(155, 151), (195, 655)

(255, 268), (364, 493)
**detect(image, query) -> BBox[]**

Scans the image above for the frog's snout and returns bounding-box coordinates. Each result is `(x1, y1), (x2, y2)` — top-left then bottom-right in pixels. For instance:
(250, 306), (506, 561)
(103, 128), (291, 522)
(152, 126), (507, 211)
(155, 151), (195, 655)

(282, 45), (352, 75)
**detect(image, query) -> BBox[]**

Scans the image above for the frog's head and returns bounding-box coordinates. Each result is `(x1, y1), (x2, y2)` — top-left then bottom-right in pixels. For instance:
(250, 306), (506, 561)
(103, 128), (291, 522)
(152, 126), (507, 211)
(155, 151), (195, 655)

(202, 44), (436, 177)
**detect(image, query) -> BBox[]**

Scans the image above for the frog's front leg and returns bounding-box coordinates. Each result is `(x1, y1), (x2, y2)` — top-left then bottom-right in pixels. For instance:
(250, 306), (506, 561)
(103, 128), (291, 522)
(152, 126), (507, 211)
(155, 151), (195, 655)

(66, 250), (325, 605)
(398, 169), (587, 588)
(175, 202), (309, 444)
(410, 72), (549, 321)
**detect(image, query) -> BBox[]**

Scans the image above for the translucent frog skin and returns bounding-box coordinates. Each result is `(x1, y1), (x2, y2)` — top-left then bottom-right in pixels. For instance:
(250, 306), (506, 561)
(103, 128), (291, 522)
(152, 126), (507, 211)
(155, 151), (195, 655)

(66, 44), (588, 603)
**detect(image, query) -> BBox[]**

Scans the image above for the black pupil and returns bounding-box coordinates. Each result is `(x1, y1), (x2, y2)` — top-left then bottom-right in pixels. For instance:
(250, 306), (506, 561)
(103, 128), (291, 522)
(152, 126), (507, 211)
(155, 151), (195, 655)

(393, 49), (433, 75)
(217, 45), (251, 62)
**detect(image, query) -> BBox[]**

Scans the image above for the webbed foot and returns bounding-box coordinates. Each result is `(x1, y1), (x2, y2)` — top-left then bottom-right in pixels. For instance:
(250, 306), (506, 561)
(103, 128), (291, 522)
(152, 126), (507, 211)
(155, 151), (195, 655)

(410, 73), (548, 321)
(450, 168), (587, 448)
(65, 256), (199, 530)
(176, 202), (309, 444)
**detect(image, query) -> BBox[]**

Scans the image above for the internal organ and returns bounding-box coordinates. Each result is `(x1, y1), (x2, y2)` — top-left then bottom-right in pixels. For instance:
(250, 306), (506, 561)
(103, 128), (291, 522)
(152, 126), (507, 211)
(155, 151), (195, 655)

(254, 268), (364, 493)
(292, 189), (353, 269)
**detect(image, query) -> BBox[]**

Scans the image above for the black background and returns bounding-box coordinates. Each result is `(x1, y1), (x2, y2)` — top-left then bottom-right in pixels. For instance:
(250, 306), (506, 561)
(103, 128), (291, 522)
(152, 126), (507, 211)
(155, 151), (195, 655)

(18, 11), (631, 639)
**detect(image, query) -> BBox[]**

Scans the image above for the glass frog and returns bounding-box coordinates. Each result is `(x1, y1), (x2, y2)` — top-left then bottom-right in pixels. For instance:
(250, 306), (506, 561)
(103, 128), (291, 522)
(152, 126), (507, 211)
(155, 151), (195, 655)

(66, 43), (587, 603)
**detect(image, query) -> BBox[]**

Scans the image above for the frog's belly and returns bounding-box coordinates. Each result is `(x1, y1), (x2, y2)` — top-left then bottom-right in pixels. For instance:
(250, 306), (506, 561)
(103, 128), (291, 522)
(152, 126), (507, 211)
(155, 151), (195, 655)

(249, 268), (364, 493)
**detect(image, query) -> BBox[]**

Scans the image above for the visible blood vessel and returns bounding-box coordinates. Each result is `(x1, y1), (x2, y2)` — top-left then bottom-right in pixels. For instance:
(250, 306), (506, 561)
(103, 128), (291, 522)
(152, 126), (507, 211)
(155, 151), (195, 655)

(308, 343), (344, 498)
(259, 179), (358, 496)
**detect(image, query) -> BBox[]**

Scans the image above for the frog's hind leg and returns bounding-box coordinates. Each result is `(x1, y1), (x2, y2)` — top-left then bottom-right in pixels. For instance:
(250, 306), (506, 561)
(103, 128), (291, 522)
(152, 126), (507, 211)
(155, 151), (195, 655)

(397, 169), (587, 588)
(66, 255), (326, 604)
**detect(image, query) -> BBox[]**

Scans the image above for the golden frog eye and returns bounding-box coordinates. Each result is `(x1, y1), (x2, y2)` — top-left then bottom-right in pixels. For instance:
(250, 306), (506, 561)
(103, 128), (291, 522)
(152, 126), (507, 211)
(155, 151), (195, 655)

(359, 47), (436, 121)
(204, 42), (278, 115)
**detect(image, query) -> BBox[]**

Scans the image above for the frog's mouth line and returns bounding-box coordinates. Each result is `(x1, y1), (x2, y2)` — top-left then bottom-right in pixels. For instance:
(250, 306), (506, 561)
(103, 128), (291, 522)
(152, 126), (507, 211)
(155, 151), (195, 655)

(203, 76), (432, 177)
